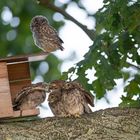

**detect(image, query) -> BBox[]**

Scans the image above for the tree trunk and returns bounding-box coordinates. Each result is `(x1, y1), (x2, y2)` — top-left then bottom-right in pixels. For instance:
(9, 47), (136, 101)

(0, 107), (140, 140)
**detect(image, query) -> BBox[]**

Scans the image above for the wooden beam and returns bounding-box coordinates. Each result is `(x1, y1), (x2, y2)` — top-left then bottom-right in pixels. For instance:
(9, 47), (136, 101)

(0, 62), (13, 118)
(0, 52), (48, 64)
(13, 109), (40, 117)
(7, 62), (31, 81)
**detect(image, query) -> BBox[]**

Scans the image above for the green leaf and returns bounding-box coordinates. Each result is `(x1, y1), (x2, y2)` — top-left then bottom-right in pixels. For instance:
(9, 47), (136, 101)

(124, 75), (140, 95)
(92, 79), (106, 98)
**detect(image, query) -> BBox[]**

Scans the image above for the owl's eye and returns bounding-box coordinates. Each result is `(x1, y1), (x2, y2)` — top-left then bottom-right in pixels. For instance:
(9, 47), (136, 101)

(66, 83), (70, 87)
(65, 83), (72, 89)
(41, 18), (47, 23)
(50, 95), (54, 99)
(34, 18), (38, 23)
(43, 19), (46, 22)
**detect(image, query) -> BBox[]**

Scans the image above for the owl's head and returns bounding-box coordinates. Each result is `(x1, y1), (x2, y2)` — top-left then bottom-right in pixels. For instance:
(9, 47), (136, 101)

(49, 80), (65, 91)
(62, 82), (73, 90)
(30, 15), (49, 31)
(48, 91), (61, 103)
(71, 81), (83, 89)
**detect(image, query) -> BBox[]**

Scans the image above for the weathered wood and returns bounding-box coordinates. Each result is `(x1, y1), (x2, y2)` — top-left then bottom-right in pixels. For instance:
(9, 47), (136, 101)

(0, 107), (140, 140)
(7, 62), (30, 81)
(13, 109), (40, 117)
(21, 108), (40, 117)
(0, 62), (13, 118)
(0, 52), (48, 63)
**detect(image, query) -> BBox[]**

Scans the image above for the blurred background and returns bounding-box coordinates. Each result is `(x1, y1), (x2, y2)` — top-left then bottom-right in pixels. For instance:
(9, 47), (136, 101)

(1, 0), (136, 117)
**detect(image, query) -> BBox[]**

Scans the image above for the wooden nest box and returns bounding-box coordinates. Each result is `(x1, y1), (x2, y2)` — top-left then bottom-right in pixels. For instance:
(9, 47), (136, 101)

(0, 53), (47, 119)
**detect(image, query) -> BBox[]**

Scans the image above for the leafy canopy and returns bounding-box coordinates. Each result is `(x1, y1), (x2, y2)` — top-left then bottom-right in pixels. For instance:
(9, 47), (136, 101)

(62, 0), (140, 107)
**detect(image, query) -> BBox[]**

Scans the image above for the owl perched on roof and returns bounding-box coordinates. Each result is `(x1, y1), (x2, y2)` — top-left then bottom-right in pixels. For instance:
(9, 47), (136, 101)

(13, 82), (49, 111)
(48, 80), (94, 117)
(30, 15), (64, 53)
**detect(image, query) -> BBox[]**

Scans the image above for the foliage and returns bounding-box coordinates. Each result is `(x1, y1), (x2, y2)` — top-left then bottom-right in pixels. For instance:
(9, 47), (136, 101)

(62, 0), (140, 107)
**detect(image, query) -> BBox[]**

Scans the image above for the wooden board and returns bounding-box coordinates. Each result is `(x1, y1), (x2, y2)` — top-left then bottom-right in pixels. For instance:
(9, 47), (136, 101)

(0, 52), (48, 64)
(7, 62), (31, 81)
(0, 62), (13, 118)
(13, 108), (40, 117)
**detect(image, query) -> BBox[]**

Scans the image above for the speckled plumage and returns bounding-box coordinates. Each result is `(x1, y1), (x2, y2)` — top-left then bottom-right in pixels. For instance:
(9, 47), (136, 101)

(48, 80), (94, 117)
(30, 15), (64, 53)
(13, 82), (49, 111)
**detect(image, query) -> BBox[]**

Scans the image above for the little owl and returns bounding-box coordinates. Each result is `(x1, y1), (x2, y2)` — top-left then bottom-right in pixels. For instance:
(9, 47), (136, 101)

(13, 82), (49, 111)
(30, 15), (64, 53)
(48, 80), (94, 117)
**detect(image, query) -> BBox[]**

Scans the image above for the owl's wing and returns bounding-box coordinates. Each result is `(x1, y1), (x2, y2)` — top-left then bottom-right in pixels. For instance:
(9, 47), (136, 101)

(32, 32), (41, 48)
(13, 83), (47, 110)
(45, 25), (64, 50)
(48, 26), (63, 42)
(13, 86), (32, 107)
(71, 81), (94, 107)
(83, 102), (92, 113)
(48, 89), (67, 117)
(83, 91), (94, 107)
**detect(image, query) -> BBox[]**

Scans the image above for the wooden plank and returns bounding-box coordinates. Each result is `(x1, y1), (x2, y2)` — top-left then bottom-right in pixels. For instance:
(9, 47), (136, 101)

(10, 79), (31, 101)
(0, 62), (13, 118)
(0, 52), (48, 63)
(7, 62), (30, 81)
(13, 110), (20, 117)
(13, 109), (39, 117)
(0, 63), (8, 78)
(0, 78), (12, 93)
(0, 93), (13, 118)
(21, 108), (40, 116)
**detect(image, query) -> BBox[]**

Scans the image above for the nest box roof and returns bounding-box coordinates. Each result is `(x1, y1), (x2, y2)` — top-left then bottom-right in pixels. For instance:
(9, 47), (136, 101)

(0, 52), (48, 64)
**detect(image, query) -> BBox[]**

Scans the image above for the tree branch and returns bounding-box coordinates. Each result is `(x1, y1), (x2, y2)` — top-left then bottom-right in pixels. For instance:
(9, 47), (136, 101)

(38, 0), (95, 40)
(0, 107), (140, 139)
(127, 62), (140, 71)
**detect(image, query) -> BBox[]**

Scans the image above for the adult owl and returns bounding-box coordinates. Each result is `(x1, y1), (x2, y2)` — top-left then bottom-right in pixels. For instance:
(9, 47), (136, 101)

(48, 80), (94, 117)
(13, 82), (49, 111)
(30, 15), (64, 53)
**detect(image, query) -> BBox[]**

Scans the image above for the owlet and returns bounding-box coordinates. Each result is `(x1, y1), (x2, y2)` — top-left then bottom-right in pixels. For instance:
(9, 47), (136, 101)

(13, 82), (49, 111)
(30, 15), (64, 53)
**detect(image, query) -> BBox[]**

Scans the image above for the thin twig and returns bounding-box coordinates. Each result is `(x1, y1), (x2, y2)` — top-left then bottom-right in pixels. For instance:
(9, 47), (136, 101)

(127, 62), (140, 71)
(38, 0), (95, 40)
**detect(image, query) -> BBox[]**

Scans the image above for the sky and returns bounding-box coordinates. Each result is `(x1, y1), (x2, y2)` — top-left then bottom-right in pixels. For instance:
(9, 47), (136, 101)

(38, 0), (125, 118)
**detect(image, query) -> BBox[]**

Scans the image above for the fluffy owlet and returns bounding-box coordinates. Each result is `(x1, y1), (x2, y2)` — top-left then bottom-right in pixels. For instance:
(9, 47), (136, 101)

(13, 82), (49, 111)
(48, 80), (94, 117)
(30, 15), (64, 53)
